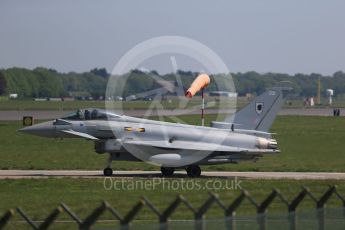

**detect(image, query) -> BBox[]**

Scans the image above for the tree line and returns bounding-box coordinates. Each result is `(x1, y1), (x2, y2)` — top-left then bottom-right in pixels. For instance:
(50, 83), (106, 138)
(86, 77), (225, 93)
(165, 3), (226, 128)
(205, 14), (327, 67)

(1, 67), (345, 98)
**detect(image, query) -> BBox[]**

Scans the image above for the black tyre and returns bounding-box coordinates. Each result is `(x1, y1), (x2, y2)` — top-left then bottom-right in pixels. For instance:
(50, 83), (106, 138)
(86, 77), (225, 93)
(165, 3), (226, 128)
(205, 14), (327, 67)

(103, 167), (113, 176)
(161, 167), (175, 177)
(186, 165), (201, 177)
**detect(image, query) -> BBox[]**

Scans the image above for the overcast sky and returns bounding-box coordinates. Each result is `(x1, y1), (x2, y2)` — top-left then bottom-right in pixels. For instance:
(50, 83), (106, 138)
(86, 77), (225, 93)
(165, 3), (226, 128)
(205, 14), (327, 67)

(0, 0), (344, 75)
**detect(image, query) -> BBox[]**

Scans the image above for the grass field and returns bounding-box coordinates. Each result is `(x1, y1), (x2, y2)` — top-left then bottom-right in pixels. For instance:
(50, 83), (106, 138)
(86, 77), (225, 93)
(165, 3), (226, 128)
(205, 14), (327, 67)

(0, 178), (344, 228)
(1, 114), (345, 228)
(0, 98), (238, 111)
(0, 115), (345, 172)
(1, 97), (343, 111)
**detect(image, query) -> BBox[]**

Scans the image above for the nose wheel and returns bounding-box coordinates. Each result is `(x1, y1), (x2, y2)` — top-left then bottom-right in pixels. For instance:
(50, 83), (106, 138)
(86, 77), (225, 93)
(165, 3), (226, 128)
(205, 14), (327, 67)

(103, 167), (113, 176)
(103, 154), (113, 176)
(186, 165), (201, 177)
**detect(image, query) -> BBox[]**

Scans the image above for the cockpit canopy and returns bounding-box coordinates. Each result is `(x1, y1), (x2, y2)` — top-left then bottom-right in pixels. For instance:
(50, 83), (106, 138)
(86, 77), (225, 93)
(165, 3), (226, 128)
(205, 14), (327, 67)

(61, 109), (120, 120)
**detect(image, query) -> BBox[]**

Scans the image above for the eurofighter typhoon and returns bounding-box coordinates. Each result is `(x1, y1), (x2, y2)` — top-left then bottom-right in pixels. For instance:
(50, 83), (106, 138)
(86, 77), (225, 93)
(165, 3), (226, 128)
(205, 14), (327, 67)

(19, 87), (287, 177)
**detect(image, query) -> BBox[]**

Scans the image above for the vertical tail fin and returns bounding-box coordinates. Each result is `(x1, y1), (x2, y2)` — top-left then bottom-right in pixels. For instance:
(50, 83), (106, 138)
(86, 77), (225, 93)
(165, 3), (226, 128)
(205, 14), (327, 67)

(224, 88), (289, 132)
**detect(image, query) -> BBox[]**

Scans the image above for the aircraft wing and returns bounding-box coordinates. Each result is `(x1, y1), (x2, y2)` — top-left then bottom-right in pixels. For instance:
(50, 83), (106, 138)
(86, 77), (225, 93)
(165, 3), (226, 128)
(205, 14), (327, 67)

(122, 139), (278, 153)
(60, 130), (99, 140)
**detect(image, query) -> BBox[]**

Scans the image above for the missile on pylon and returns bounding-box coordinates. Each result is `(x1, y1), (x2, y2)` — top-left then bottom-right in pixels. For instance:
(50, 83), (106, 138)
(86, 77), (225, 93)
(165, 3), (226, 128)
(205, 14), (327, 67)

(185, 74), (210, 98)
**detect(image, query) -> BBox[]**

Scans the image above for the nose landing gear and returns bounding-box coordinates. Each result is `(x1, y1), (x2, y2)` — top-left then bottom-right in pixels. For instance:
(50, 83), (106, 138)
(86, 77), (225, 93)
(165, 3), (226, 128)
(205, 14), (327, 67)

(103, 167), (113, 176)
(103, 154), (113, 176)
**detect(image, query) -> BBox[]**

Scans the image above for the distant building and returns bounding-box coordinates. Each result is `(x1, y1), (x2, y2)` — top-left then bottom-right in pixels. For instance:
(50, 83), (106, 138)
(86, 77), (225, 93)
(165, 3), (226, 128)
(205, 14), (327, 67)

(62, 97), (75, 101)
(245, 93), (253, 98)
(209, 91), (237, 97)
(126, 95), (137, 101)
(34, 98), (47, 101)
(49, 98), (63, 101)
(9, 93), (18, 99)
(115, 96), (123, 101)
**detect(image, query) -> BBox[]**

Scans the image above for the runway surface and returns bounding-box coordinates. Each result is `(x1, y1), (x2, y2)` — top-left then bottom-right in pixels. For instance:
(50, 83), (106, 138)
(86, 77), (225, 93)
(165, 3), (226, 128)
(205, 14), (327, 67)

(0, 108), (343, 120)
(1, 170), (345, 180)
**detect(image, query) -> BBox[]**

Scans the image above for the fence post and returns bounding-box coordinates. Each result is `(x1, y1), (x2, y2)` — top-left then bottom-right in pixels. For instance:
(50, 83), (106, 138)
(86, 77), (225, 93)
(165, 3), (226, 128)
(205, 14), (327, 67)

(80, 201), (108, 229)
(257, 213), (266, 230)
(38, 207), (63, 230)
(121, 199), (146, 227)
(194, 193), (218, 230)
(317, 186), (336, 209)
(195, 192), (218, 220)
(288, 212), (296, 230)
(334, 189), (345, 219)
(316, 208), (325, 230)
(141, 197), (170, 230)
(316, 186), (336, 230)
(257, 189), (279, 230)
(0, 209), (15, 229)
(160, 195), (183, 223)
(257, 189), (278, 213)
(225, 190), (251, 230)
(288, 187), (309, 230)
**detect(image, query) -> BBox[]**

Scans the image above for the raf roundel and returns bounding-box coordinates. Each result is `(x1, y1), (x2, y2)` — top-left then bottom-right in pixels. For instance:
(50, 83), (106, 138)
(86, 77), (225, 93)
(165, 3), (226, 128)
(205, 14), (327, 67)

(255, 102), (264, 114)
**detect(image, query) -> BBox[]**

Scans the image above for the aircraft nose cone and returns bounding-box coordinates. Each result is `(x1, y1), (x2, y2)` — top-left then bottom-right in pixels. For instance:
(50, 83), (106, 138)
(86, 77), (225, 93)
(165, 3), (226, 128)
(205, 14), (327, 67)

(18, 121), (56, 137)
(18, 126), (34, 134)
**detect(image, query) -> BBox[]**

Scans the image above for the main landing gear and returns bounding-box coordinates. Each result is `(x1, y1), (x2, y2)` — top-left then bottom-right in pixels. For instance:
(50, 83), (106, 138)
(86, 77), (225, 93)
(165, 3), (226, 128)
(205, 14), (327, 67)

(160, 165), (202, 178)
(160, 167), (175, 177)
(102, 152), (202, 177)
(186, 165), (201, 177)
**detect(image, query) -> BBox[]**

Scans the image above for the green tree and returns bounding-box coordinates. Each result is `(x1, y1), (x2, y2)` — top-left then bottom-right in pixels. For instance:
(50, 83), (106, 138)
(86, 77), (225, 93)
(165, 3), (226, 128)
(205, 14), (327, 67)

(90, 68), (109, 78)
(0, 71), (6, 95)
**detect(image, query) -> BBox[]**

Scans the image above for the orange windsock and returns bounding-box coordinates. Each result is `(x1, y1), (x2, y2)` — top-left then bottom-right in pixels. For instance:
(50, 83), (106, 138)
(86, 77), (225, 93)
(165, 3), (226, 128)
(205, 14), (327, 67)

(185, 74), (210, 98)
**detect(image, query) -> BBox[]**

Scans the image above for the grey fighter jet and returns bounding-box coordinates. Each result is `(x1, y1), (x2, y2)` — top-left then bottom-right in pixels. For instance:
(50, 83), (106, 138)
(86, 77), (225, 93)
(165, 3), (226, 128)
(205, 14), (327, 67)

(19, 88), (287, 177)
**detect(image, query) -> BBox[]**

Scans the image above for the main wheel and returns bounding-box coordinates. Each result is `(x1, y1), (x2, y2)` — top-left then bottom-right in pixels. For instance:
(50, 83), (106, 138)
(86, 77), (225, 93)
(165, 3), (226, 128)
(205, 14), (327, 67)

(186, 165), (201, 177)
(161, 167), (175, 177)
(103, 167), (113, 176)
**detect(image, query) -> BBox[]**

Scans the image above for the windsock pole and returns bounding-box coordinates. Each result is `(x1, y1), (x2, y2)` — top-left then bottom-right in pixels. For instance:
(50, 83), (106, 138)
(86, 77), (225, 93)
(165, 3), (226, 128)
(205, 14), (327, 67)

(201, 88), (205, 126)
(185, 73), (210, 126)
